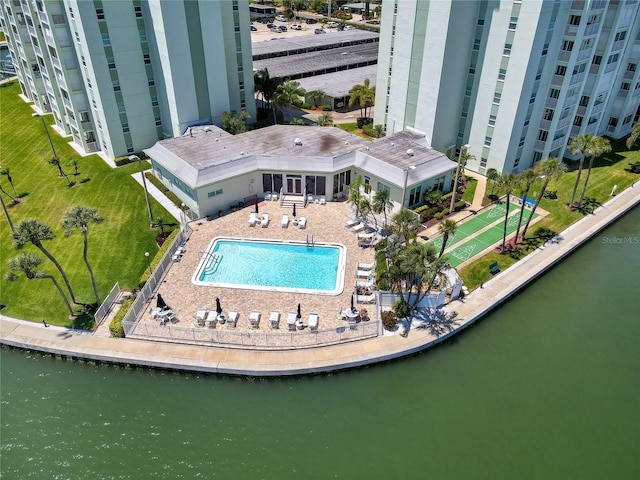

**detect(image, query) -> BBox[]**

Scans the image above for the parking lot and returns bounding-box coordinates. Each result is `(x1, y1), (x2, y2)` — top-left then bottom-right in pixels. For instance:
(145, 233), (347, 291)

(251, 18), (354, 43)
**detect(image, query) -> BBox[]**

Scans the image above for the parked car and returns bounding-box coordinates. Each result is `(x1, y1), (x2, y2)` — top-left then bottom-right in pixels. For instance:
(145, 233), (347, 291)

(257, 17), (273, 24)
(266, 23), (276, 29)
(269, 25), (280, 32)
(250, 25), (257, 31)
(314, 28), (326, 34)
(278, 25), (287, 32)
(305, 18), (318, 24)
(275, 15), (287, 22)
(291, 23), (302, 30)
(344, 25), (356, 30)
(326, 21), (339, 28)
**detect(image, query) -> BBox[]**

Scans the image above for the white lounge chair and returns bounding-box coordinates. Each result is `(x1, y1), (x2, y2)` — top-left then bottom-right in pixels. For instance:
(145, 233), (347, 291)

(194, 307), (207, 326)
(307, 194), (314, 204)
(356, 269), (374, 278)
(287, 312), (297, 331)
(357, 231), (376, 240)
(248, 310), (261, 329)
(356, 293), (376, 304)
(269, 310), (280, 329)
(355, 279), (375, 289)
(319, 195), (326, 205)
(281, 213), (289, 228)
(345, 218), (360, 228)
(357, 262), (375, 271)
(265, 191), (272, 201)
(248, 211), (257, 227)
(227, 310), (239, 328)
(298, 217), (306, 229)
(260, 212), (269, 227)
(308, 312), (319, 331)
(351, 222), (367, 232)
(205, 310), (218, 328)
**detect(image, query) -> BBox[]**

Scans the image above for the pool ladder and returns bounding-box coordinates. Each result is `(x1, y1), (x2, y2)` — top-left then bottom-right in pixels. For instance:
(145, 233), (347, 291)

(306, 234), (315, 247)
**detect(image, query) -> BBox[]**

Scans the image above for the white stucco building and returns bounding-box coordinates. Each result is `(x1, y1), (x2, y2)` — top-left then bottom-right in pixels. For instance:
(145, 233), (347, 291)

(144, 125), (458, 219)
(0, 0), (255, 160)
(375, 0), (640, 174)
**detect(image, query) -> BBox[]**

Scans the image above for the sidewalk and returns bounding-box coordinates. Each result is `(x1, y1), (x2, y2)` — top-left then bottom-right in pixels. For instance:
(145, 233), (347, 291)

(1, 186), (638, 375)
(131, 171), (183, 223)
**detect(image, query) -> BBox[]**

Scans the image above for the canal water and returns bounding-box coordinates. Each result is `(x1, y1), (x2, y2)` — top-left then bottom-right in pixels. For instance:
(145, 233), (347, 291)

(1, 208), (638, 479)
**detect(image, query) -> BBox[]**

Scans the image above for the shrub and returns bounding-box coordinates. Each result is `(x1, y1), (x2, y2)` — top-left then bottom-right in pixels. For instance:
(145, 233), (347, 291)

(293, 98), (304, 108)
(145, 172), (185, 210)
(357, 117), (373, 128)
(454, 200), (466, 211)
(302, 102), (312, 109)
(628, 161), (640, 174)
(424, 188), (443, 206)
(362, 122), (375, 137)
(322, 104), (332, 111)
(381, 310), (397, 329)
(392, 299), (411, 319)
(543, 190), (558, 199)
(442, 208), (450, 216)
(109, 295), (134, 338)
(434, 212), (443, 220)
(441, 192), (453, 202)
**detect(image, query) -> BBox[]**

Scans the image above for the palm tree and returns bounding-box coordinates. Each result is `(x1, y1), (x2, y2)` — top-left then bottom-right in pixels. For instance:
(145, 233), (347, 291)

(390, 208), (421, 244)
(154, 214), (166, 237)
(6, 253), (75, 317)
(400, 242), (438, 308)
(577, 136), (611, 208)
(13, 219), (78, 304)
(1, 194), (14, 233)
(61, 206), (103, 305)
(626, 123), (640, 150)
(254, 68), (280, 123)
(522, 158), (566, 240)
(514, 168), (538, 244)
(449, 150), (475, 213)
(486, 168), (499, 195)
(346, 175), (364, 218)
(68, 159), (80, 184)
(0, 166), (18, 196)
(372, 188), (393, 230)
(497, 173), (519, 253)
(437, 219), (457, 258)
(307, 89), (326, 108)
(567, 134), (597, 207)
(316, 112), (333, 126)
(274, 79), (306, 124)
(348, 78), (375, 119)
(0, 183), (16, 202)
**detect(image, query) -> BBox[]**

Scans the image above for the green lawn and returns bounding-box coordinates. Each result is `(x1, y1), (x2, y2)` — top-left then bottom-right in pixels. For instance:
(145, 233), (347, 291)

(0, 81), (172, 327)
(460, 139), (640, 289)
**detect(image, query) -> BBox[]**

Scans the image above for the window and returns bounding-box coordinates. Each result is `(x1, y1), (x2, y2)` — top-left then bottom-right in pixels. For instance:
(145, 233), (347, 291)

(151, 96), (158, 107)
(122, 122), (129, 133)
(608, 117), (618, 127)
(607, 53), (619, 64)
(117, 102), (125, 113)
(623, 114), (632, 125)
(621, 82), (630, 90)
(69, 6), (74, 18)
(127, 145), (134, 154)
(75, 31), (80, 43)
(101, 33), (110, 46)
(493, 92), (501, 104)
(529, 92), (536, 104)
(96, 8), (104, 20)
(562, 40), (574, 51)
(580, 38), (592, 50)
(519, 136), (525, 147)
(408, 186), (422, 207)
(473, 38), (481, 51)
(477, 18), (484, 26)
(509, 17), (517, 30)
(148, 76), (155, 86)
(143, 53), (150, 65)
(469, 67), (475, 75)
(484, 136), (492, 147)
(139, 30), (147, 42)
(488, 115), (496, 126)
(498, 68), (506, 81)
(627, 63), (636, 72)
(155, 116), (161, 126)
(112, 81), (120, 92)
(588, 116), (597, 125)
(537, 130), (548, 141)
(208, 189), (224, 198)
(542, 43), (549, 56)
(573, 116), (583, 126)
(543, 108), (554, 121)
(573, 63), (586, 75)
(579, 95), (589, 107)
(107, 57), (115, 69)
(81, 55), (86, 67)
(532, 151), (543, 163)
(134, 6), (142, 18)
(555, 65), (567, 76)
(614, 31), (627, 42)
(592, 55), (602, 65)
(503, 43), (512, 55)
(569, 15), (581, 26)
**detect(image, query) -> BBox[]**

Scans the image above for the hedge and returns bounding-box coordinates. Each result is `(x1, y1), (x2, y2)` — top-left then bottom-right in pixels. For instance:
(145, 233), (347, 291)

(109, 295), (133, 337)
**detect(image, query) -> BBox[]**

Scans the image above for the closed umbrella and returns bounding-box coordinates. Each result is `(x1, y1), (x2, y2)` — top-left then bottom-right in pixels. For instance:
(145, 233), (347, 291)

(350, 293), (355, 312)
(215, 297), (222, 315)
(254, 199), (259, 214)
(292, 203), (297, 218)
(157, 293), (168, 310)
(297, 303), (301, 319)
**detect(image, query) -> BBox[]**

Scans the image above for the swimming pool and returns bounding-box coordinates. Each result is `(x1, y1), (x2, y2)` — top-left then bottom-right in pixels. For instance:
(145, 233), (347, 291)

(192, 237), (346, 295)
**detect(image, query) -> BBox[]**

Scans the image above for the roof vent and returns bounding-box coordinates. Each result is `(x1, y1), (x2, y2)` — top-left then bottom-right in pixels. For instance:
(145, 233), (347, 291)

(366, 147), (370, 151)
(204, 126), (211, 133)
(406, 148), (414, 157)
(294, 137), (303, 146)
(345, 141), (349, 145)
(215, 138), (219, 142)
(240, 151), (245, 156)
(391, 142), (395, 146)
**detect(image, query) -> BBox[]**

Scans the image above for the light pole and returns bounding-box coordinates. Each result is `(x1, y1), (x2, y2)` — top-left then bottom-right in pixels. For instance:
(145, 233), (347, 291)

(137, 156), (154, 228)
(449, 144), (470, 214)
(144, 251), (152, 275)
(401, 165), (415, 210)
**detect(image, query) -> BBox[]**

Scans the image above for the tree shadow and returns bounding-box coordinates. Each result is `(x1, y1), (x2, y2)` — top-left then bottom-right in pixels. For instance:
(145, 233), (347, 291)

(578, 197), (601, 214)
(80, 178), (91, 184)
(72, 312), (95, 330)
(412, 308), (460, 337)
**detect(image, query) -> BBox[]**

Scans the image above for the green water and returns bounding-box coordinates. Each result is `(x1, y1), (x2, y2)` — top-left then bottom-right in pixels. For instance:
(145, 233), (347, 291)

(2, 209), (639, 479)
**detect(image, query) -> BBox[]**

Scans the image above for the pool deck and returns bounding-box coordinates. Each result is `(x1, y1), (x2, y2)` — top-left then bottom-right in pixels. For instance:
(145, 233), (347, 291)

(1, 185), (638, 375)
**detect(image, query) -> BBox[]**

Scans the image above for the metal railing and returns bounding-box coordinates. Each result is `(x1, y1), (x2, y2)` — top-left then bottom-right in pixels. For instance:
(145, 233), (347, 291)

(123, 318), (380, 350)
(122, 226), (192, 335)
(93, 282), (120, 326)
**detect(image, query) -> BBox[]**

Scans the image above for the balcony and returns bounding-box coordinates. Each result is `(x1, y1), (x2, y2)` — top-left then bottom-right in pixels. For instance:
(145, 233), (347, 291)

(539, 119), (552, 130)
(624, 70), (635, 80)
(62, 96), (72, 110)
(50, 55), (61, 70)
(590, 64), (600, 75)
(570, 72), (586, 85)
(558, 50), (572, 62)
(535, 139), (547, 151)
(552, 74), (565, 86)
(551, 135), (567, 151)
(612, 40), (625, 52)
(617, 89), (629, 98)
(565, 25), (578, 36)
(546, 97), (559, 108)
(592, 101), (605, 114)
(584, 23), (600, 36)
(558, 116), (572, 130)
(577, 48), (593, 62)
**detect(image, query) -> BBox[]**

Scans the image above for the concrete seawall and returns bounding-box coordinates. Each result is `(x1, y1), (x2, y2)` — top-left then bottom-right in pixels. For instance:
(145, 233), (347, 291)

(1, 186), (638, 375)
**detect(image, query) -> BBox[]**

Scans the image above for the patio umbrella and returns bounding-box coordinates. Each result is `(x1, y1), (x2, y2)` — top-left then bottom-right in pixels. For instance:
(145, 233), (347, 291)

(157, 293), (168, 310)
(297, 303), (301, 319)
(254, 199), (259, 214)
(350, 293), (355, 312)
(215, 297), (222, 315)
(292, 203), (297, 218)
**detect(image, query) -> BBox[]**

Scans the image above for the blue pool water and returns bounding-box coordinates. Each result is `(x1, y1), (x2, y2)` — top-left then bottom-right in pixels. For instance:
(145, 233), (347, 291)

(192, 238), (345, 295)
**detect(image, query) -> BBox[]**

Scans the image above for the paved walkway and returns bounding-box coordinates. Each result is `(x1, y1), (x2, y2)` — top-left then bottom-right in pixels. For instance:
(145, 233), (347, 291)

(1, 186), (638, 375)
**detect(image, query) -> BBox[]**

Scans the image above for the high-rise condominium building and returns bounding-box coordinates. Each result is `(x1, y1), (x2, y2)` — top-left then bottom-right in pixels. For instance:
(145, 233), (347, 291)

(0, 0), (255, 160)
(375, 0), (640, 174)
